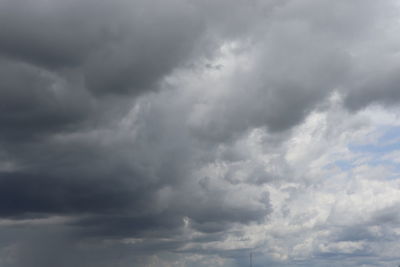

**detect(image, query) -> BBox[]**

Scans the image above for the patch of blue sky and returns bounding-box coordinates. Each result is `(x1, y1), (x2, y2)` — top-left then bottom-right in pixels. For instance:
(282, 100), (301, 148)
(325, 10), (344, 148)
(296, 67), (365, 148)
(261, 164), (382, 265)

(334, 160), (353, 171)
(326, 156), (400, 179)
(323, 158), (356, 173)
(326, 126), (400, 178)
(348, 126), (400, 154)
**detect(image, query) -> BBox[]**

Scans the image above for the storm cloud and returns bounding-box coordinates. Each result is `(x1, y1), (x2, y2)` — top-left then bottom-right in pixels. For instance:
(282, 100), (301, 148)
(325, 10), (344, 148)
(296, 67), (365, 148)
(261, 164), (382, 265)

(1, 0), (400, 266)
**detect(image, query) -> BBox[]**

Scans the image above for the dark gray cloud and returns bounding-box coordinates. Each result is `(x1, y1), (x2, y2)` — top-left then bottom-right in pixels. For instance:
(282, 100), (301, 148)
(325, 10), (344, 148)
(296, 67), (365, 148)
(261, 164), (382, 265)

(0, 58), (91, 142)
(0, 0), (208, 98)
(344, 68), (400, 110)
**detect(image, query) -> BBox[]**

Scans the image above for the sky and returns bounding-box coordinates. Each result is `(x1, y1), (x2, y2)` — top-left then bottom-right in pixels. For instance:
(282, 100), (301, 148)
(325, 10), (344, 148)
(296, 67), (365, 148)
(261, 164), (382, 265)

(1, 0), (400, 266)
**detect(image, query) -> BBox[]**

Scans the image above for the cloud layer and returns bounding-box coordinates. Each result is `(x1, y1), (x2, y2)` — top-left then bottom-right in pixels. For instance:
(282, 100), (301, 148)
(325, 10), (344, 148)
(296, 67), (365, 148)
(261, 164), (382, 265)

(1, 0), (400, 266)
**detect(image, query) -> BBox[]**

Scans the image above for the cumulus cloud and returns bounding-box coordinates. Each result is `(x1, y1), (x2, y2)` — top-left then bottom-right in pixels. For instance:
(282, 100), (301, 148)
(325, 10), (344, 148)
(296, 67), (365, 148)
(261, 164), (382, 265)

(1, 0), (400, 266)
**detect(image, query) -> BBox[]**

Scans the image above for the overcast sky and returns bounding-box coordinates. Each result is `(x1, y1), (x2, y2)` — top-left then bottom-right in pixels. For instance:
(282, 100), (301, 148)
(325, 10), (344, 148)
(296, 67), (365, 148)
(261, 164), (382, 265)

(1, 0), (400, 266)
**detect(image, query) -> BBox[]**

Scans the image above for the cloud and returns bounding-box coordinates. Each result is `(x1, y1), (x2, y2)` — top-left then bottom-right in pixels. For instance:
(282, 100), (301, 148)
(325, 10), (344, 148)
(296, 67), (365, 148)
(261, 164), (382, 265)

(1, 0), (400, 266)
